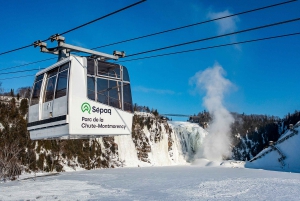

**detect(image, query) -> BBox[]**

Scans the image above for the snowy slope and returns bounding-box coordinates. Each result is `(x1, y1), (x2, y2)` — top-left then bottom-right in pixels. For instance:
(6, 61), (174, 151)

(1, 166), (300, 200)
(246, 121), (300, 172)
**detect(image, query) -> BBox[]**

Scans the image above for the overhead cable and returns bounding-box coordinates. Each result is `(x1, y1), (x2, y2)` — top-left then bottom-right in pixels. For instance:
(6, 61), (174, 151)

(118, 32), (300, 62)
(161, 114), (193, 117)
(1, 32), (299, 78)
(0, 68), (42, 75)
(0, 0), (146, 56)
(0, 57), (55, 72)
(126, 18), (300, 57)
(92, 0), (297, 49)
(0, 74), (35, 81)
(1, 32), (299, 81)
(59, 0), (146, 35)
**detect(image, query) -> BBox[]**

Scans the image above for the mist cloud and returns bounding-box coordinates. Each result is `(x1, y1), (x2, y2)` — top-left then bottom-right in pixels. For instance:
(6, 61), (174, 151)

(208, 10), (240, 50)
(207, 10), (239, 34)
(190, 63), (234, 161)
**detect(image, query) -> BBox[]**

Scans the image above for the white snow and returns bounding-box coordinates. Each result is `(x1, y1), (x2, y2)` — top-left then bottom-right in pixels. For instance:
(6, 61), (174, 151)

(1, 165), (300, 200)
(114, 135), (140, 167)
(246, 122), (300, 173)
(0, 95), (25, 107)
(134, 111), (155, 118)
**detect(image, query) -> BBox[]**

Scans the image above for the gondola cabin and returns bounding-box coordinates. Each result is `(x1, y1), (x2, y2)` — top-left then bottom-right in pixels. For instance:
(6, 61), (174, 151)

(28, 38), (133, 140)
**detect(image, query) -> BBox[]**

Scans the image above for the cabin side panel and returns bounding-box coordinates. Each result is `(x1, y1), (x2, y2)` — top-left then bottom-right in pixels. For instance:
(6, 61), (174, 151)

(68, 57), (133, 136)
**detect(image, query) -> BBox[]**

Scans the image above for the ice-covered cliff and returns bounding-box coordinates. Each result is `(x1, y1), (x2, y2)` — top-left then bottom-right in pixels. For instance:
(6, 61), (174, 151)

(114, 112), (208, 167)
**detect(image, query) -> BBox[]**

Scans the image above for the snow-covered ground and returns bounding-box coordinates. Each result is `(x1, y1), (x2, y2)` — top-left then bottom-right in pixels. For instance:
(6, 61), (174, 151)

(1, 164), (300, 200)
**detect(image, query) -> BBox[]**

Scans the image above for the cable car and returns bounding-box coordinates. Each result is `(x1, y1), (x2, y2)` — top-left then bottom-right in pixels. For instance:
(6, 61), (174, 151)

(28, 35), (133, 140)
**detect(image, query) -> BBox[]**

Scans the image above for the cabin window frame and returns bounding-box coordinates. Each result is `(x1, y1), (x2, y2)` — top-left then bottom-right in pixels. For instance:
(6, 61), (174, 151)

(30, 62), (70, 106)
(86, 58), (133, 112)
(30, 74), (45, 106)
(55, 63), (70, 99)
(44, 70), (58, 103)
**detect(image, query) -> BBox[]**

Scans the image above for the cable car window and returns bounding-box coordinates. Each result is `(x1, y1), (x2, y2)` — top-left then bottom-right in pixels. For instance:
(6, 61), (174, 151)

(44, 75), (57, 102)
(87, 77), (95, 100)
(86, 59), (133, 113)
(35, 74), (44, 82)
(55, 70), (68, 99)
(30, 78), (43, 106)
(109, 68), (120, 79)
(108, 80), (121, 109)
(87, 58), (95, 75)
(47, 67), (58, 78)
(123, 83), (133, 112)
(123, 67), (130, 82)
(59, 63), (69, 72)
(97, 61), (120, 79)
(97, 78), (108, 105)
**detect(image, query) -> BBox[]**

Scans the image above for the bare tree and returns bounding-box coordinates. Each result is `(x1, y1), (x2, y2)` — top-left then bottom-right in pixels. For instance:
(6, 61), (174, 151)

(0, 141), (22, 181)
(16, 87), (31, 99)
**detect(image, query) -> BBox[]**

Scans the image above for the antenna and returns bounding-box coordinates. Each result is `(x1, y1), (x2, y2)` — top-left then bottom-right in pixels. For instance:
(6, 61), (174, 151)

(33, 35), (125, 61)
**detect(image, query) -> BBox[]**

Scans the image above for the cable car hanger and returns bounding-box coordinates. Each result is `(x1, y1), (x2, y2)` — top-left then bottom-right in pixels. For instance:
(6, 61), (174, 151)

(33, 34), (125, 61)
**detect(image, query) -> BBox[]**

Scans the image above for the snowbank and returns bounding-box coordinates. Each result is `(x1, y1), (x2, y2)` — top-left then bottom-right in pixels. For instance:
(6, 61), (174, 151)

(2, 166), (300, 200)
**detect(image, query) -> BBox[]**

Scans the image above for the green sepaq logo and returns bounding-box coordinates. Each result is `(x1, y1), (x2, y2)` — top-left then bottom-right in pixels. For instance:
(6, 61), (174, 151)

(81, 102), (91, 114)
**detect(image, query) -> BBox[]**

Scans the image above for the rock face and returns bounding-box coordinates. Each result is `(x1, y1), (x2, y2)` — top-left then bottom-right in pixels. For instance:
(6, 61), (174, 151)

(100, 137), (122, 168)
(130, 112), (171, 164)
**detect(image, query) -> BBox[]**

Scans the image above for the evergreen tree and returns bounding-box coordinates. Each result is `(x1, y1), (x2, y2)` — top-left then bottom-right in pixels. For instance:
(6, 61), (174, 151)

(0, 82), (3, 95)
(19, 99), (28, 116)
(153, 109), (159, 117)
(10, 89), (14, 97)
(133, 103), (137, 111)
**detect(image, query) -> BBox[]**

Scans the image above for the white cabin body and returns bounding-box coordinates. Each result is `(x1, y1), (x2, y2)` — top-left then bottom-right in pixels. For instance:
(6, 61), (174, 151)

(28, 55), (133, 140)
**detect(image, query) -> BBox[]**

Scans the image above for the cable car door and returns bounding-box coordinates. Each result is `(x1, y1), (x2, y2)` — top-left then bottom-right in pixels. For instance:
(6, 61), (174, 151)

(42, 69), (57, 120)
(52, 64), (69, 117)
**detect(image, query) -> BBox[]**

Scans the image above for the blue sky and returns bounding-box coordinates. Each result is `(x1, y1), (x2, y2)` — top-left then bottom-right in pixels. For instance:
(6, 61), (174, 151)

(0, 0), (299, 119)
